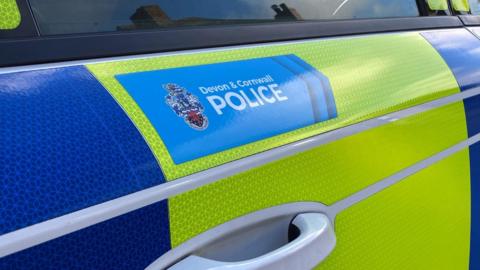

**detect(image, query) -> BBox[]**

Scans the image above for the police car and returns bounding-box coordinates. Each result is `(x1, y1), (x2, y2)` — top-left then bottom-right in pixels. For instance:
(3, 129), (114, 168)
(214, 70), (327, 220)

(1, 0), (480, 269)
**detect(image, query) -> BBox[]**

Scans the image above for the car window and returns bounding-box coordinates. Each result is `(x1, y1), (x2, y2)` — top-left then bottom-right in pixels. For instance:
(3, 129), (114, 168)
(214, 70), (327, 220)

(426, 0), (452, 15)
(451, 0), (470, 13)
(470, 0), (480, 14)
(28, 0), (420, 36)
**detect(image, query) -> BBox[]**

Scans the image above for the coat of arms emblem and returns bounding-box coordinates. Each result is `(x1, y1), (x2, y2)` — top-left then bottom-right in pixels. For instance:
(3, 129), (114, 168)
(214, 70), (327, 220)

(164, 83), (209, 131)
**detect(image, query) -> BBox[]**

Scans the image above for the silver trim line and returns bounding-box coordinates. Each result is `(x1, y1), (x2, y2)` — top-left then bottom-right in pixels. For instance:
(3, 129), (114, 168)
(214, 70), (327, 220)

(152, 134), (480, 269)
(467, 26), (480, 39)
(1, 88), (479, 258)
(0, 30), (407, 75)
(330, 132), (480, 214)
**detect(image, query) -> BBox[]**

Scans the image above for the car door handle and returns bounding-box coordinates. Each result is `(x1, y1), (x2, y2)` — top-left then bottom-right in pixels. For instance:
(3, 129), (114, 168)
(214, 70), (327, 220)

(168, 213), (336, 270)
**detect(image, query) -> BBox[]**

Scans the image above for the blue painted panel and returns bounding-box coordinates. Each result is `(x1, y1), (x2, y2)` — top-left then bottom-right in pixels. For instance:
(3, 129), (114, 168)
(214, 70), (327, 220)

(469, 142), (480, 270)
(422, 29), (480, 91)
(464, 95), (480, 137)
(0, 201), (171, 270)
(0, 66), (165, 235)
(116, 55), (337, 164)
(423, 29), (480, 269)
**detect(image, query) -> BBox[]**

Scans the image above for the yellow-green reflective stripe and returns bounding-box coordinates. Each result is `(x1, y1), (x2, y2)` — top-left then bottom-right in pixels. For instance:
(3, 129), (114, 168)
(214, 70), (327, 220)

(427, 0), (449, 10)
(317, 149), (470, 270)
(168, 101), (468, 247)
(0, 0), (20, 30)
(87, 33), (459, 180)
(452, 0), (471, 11)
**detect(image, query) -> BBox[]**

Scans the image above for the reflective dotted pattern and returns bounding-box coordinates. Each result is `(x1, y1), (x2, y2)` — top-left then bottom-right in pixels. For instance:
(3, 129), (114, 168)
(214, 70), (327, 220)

(317, 149), (471, 270)
(0, 30), (473, 269)
(168, 102), (468, 247)
(0, 0), (20, 30)
(467, 142), (480, 270)
(422, 29), (480, 92)
(0, 66), (165, 235)
(0, 201), (171, 270)
(423, 29), (480, 270)
(88, 32), (459, 180)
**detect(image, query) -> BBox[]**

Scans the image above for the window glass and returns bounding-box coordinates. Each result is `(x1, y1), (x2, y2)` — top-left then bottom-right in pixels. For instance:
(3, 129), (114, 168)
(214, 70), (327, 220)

(29, 0), (419, 35)
(470, 0), (480, 14)
(451, 0), (470, 12)
(426, 0), (451, 15)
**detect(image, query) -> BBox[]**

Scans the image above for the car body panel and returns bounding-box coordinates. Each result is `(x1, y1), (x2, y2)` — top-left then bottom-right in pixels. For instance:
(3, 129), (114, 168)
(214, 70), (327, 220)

(423, 27), (480, 270)
(1, 24), (480, 270)
(169, 101), (469, 247)
(0, 66), (167, 235)
(318, 149), (471, 269)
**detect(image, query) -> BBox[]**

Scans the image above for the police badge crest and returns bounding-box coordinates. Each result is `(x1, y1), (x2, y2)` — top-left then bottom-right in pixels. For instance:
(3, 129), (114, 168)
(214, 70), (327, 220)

(164, 83), (209, 131)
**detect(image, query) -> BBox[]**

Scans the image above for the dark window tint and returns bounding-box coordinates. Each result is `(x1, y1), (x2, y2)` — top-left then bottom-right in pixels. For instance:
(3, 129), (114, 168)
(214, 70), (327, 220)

(29, 0), (419, 36)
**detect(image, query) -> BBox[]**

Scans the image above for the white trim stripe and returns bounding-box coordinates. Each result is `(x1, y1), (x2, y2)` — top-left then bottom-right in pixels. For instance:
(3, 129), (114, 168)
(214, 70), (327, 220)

(330, 132), (480, 214)
(1, 88), (479, 258)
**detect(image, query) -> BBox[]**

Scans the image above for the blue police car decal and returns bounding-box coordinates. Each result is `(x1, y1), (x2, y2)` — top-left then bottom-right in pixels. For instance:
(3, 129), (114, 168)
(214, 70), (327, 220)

(164, 83), (208, 131)
(116, 55), (337, 164)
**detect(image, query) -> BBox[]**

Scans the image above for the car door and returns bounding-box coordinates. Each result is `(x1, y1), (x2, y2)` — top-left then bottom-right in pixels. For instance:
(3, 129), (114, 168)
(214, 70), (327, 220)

(0, 0), (479, 269)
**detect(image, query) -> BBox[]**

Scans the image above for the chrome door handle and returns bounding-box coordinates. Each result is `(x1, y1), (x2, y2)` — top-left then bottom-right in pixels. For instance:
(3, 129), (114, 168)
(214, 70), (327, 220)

(168, 213), (335, 270)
